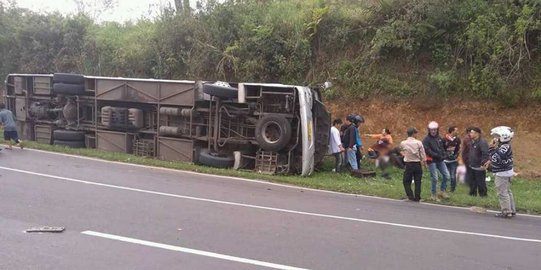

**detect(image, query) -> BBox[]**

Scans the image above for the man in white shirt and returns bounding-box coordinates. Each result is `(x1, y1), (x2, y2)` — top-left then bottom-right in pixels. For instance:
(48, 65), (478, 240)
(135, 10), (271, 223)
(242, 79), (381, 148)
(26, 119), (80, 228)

(329, 118), (345, 173)
(400, 127), (427, 201)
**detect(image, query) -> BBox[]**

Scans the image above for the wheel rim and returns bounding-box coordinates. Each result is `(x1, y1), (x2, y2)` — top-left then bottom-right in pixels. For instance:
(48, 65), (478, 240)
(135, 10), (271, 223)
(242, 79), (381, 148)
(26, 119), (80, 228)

(262, 121), (282, 144)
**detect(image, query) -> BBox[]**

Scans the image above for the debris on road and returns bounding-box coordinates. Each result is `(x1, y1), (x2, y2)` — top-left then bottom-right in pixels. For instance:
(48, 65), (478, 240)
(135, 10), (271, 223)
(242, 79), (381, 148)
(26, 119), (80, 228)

(469, 206), (487, 214)
(25, 226), (65, 233)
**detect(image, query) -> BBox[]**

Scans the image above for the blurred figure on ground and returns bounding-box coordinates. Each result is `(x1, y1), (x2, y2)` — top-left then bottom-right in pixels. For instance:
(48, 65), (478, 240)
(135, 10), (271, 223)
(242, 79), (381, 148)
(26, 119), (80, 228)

(423, 121), (450, 201)
(329, 118), (344, 173)
(400, 127), (426, 202)
(487, 126), (516, 218)
(444, 126), (461, 192)
(0, 103), (23, 150)
(366, 128), (394, 179)
(467, 127), (489, 197)
(456, 159), (467, 184)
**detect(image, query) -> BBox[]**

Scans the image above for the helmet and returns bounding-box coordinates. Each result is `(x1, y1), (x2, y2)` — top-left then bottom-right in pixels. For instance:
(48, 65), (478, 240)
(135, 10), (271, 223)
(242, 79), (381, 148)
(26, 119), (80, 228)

(490, 126), (514, 142)
(214, 81), (231, 88)
(353, 115), (365, 124)
(346, 113), (356, 122)
(427, 121), (439, 129)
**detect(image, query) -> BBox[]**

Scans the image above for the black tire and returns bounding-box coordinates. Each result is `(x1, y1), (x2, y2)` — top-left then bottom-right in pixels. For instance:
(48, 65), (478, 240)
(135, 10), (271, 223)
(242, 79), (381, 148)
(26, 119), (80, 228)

(53, 73), (85, 84)
(197, 148), (235, 168)
(255, 115), (292, 152)
(53, 140), (86, 148)
(53, 83), (85, 95)
(203, 83), (238, 99)
(53, 130), (86, 141)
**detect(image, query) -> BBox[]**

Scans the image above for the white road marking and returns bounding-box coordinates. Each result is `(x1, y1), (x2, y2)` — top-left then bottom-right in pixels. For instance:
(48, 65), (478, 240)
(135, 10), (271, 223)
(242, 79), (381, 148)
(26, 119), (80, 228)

(18, 148), (541, 218)
(82, 230), (308, 270)
(2, 165), (541, 244)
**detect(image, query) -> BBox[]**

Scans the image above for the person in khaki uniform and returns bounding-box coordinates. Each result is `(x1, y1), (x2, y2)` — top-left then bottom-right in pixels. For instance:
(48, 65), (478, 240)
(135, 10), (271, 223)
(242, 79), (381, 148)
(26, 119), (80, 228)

(400, 128), (426, 202)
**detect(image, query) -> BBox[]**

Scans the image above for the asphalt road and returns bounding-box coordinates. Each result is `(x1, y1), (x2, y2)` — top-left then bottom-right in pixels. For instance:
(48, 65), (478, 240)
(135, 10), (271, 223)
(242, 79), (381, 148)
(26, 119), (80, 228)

(0, 148), (540, 270)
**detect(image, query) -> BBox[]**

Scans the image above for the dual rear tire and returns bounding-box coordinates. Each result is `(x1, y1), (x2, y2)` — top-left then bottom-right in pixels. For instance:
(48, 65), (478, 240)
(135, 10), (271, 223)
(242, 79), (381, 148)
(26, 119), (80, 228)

(53, 130), (86, 148)
(52, 73), (85, 95)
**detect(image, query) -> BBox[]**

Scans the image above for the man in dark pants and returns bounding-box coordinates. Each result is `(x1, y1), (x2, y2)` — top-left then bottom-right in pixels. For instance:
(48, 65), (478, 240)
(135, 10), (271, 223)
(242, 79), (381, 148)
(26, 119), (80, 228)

(0, 103), (23, 150)
(467, 127), (489, 196)
(400, 128), (426, 202)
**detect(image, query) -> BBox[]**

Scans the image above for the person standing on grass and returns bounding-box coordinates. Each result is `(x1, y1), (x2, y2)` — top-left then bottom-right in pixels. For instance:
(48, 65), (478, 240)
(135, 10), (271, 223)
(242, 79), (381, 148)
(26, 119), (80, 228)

(486, 126), (516, 218)
(329, 118), (344, 173)
(461, 127), (474, 185)
(340, 114), (353, 171)
(467, 127), (489, 197)
(400, 127), (426, 202)
(444, 126), (461, 192)
(423, 121), (451, 201)
(0, 103), (23, 150)
(353, 115), (364, 171)
(342, 114), (359, 172)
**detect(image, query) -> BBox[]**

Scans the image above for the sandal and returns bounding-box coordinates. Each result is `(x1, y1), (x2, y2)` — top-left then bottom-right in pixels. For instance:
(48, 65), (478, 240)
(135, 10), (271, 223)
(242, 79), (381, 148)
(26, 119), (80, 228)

(495, 212), (512, 218)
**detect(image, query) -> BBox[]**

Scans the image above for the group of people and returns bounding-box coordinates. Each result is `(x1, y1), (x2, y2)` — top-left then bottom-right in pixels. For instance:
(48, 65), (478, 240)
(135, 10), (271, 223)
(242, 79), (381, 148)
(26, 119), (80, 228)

(329, 114), (402, 177)
(329, 116), (517, 218)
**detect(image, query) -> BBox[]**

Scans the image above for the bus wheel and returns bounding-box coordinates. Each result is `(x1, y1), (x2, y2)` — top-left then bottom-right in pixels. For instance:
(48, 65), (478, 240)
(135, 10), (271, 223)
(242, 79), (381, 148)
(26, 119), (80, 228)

(197, 148), (235, 168)
(255, 115), (292, 152)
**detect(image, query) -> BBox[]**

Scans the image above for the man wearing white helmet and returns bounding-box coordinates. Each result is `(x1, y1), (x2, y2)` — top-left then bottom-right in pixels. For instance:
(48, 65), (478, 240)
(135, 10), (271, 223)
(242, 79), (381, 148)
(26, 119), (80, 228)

(423, 121), (451, 201)
(486, 126), (516, 218)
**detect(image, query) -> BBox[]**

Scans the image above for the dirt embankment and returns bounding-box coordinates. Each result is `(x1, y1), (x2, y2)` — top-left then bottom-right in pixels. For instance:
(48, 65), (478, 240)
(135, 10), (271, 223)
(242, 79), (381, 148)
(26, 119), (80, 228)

(327, 99), (541, 179)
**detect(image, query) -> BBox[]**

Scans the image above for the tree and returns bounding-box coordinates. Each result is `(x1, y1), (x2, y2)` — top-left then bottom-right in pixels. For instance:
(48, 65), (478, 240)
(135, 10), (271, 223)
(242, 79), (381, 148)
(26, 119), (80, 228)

(73, 0), (117, 21)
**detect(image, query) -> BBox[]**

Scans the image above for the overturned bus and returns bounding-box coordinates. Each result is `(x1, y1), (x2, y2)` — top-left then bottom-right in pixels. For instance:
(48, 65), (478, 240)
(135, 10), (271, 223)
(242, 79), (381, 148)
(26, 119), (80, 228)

(3, 73), (331, 176)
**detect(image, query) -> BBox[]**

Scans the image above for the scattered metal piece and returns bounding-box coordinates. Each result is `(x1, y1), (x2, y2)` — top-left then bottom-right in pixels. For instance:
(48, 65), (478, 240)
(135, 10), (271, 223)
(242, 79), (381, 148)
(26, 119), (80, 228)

(25, 226), (65, 233)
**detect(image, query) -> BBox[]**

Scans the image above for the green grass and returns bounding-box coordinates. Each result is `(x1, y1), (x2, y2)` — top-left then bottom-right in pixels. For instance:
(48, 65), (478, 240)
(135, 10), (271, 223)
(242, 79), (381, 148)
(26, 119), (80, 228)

(19, 140), (541, 215)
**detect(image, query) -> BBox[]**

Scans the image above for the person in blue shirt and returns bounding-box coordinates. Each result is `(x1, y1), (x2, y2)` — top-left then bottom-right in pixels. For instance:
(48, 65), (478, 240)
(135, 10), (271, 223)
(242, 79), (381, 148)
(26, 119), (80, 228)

(353, 115), (364, 170)
(0, 103), (23, 150)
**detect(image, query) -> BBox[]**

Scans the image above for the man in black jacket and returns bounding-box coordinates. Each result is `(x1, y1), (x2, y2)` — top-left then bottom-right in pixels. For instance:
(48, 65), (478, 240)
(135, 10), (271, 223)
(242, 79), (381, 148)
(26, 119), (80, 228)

(342, 114), (358, 172)
(467, 127), (489, 197)
(423, 121), (450, 201)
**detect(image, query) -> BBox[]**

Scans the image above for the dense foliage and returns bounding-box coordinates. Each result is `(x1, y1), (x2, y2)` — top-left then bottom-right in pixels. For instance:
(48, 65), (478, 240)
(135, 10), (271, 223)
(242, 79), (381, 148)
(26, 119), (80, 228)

(1, 0), (540, 103)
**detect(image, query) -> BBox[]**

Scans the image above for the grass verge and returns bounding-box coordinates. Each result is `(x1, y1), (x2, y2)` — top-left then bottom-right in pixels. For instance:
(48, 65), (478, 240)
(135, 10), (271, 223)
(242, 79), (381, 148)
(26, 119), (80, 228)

(18, 140), (541, 215)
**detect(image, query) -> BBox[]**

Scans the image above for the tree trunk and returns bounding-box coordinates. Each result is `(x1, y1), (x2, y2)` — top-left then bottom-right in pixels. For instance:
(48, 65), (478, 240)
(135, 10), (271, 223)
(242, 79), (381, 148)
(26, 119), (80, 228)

(183, 0), (191, 15)
(174, 0), (183, 13)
